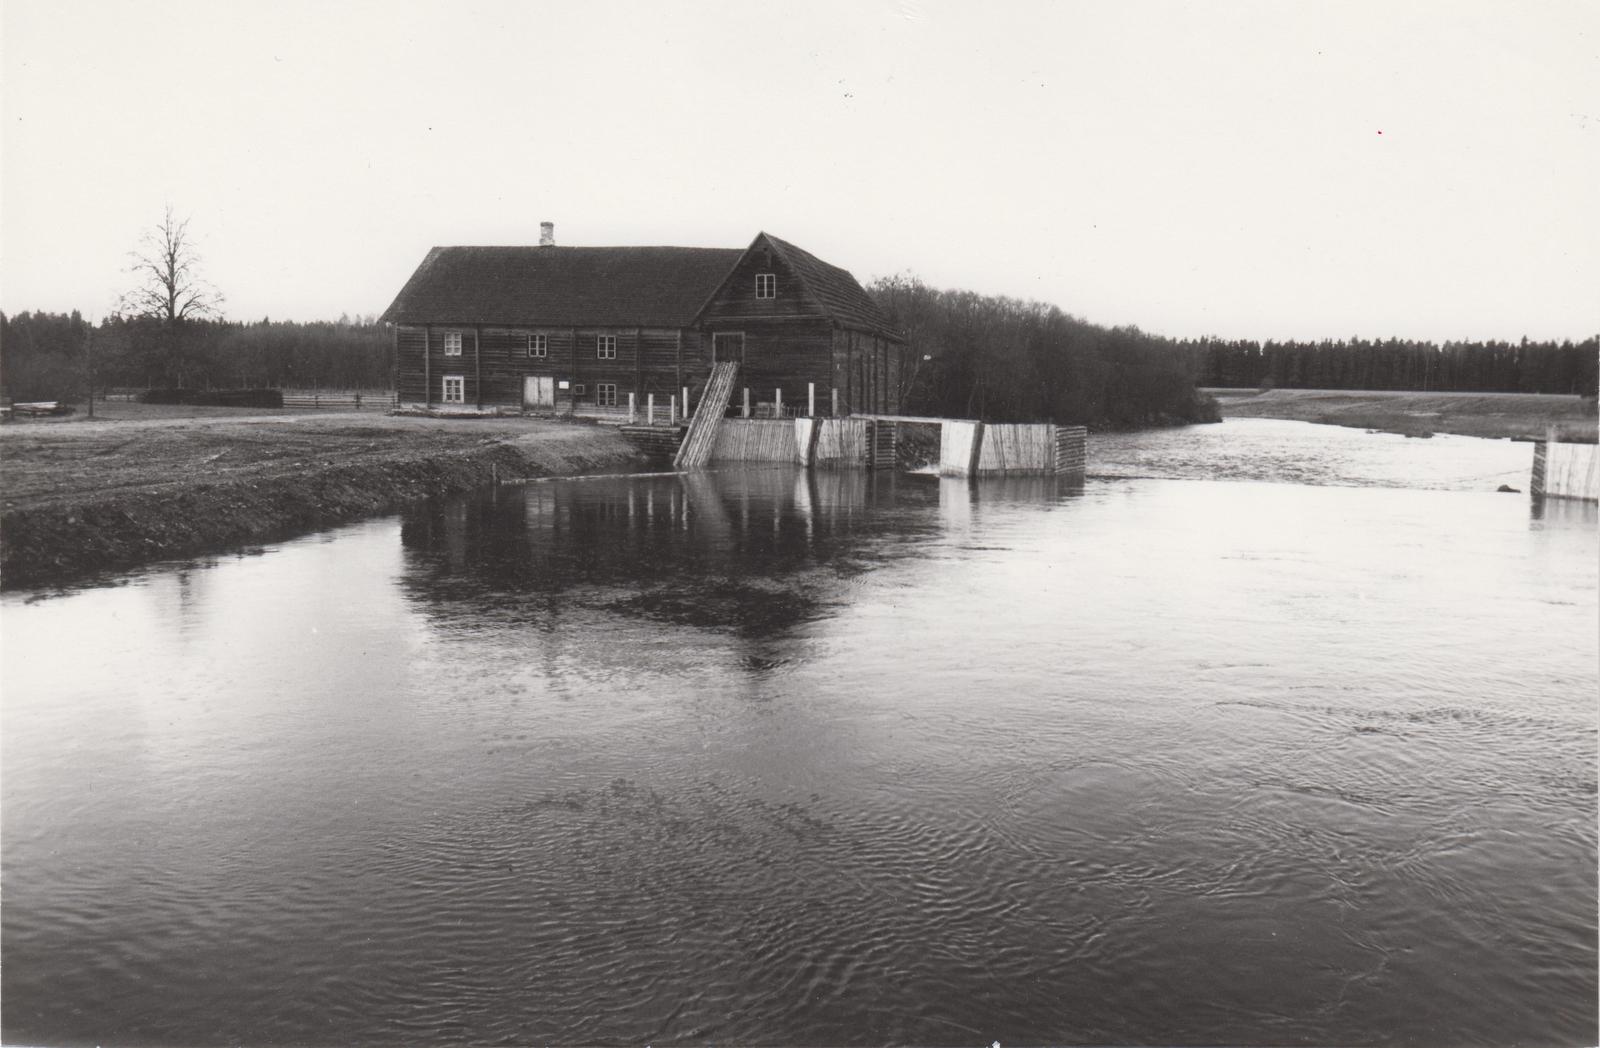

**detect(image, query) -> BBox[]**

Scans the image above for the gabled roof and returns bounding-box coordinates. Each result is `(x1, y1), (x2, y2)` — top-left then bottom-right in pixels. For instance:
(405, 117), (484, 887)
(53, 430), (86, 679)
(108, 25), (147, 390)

(755, 233), (903, 342)
(381, 245), (743, 328)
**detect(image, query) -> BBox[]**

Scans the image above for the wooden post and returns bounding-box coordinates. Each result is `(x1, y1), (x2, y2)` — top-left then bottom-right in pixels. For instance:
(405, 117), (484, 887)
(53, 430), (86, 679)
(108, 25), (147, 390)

(423, 325), (431, 407)
(775, 387), (782, 418)
(831, 387), (840, 417)
(647, 393), (656, 425)
(682, 385), (690, 419)
(628, 391), (636, 423)
(808, 382), (815, 417)
(670, 395), (678, 426)
(743, 388), (751, 418)
(968, 422), (986, 475)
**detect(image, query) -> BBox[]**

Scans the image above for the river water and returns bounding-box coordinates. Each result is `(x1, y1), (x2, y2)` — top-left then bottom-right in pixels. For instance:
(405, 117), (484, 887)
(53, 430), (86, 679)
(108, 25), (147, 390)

(3, 420), (1595, 1046)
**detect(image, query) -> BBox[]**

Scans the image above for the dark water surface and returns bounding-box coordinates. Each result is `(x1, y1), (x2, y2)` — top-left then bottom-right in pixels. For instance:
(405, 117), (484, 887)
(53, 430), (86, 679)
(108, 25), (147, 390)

(3, 422), (1596, 1046)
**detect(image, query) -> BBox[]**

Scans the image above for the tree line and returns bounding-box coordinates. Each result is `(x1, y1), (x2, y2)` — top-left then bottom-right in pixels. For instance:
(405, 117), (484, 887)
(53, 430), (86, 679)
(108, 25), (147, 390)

(1192, 336), (1597, 394)
(0, 311), (392, 401)
(868, 276), (1219, 428)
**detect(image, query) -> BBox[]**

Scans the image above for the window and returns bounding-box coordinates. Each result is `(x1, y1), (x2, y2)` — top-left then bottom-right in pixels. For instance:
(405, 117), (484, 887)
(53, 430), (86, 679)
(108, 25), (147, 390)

(525, 333), (547, 358)
(596, 334), (617, 359)
(571, 383), (586, 397)
(755, 273), (776, 299)
(443, 331), (463, 356)
(596, 382), (618, 407)
(442, 375), (464, 403)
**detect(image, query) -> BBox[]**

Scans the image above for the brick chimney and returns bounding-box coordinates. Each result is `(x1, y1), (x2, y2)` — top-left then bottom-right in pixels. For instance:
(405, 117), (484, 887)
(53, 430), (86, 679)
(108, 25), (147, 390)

(539, 221), (555, 247)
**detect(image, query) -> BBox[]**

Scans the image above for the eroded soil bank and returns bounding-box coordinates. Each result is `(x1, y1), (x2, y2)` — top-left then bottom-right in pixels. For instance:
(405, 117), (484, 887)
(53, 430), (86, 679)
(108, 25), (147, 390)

(0, 412), (647, 590)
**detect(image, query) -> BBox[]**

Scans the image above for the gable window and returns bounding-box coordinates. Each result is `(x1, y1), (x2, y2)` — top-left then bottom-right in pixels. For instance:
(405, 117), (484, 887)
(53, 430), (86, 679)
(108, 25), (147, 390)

(755, 273), (777, 299)
(595, 382), (618, 407)
(525, 332), (547, 358)
(442, 375), (464, 403)
(597, 334), (617, 359)
(443, 331), (463, 356)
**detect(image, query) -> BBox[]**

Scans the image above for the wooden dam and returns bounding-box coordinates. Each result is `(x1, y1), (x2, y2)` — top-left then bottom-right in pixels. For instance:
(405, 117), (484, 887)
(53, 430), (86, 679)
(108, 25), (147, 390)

(618, 364), (1088, 478)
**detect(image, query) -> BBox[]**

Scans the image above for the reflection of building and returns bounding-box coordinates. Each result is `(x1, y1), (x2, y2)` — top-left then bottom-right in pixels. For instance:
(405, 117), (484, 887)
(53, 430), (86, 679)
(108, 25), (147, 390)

(383, 228), (906, 416)
(397, 470), (922, 638)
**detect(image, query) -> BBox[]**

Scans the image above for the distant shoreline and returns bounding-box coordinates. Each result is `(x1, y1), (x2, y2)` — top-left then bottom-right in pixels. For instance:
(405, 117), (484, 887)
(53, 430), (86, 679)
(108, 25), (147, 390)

(1207, 388), (1598, 443)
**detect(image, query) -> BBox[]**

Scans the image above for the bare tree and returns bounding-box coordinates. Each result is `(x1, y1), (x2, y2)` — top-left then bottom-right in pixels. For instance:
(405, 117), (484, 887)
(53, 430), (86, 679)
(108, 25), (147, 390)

(120, 205), (223, 323)
(117, 205), (224, 386)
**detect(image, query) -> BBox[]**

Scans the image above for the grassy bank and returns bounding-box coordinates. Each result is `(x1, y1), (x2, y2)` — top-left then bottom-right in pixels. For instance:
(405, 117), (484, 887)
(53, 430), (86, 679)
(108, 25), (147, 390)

(1210, 389), (1598, 442)
(0, 411), (647, 590)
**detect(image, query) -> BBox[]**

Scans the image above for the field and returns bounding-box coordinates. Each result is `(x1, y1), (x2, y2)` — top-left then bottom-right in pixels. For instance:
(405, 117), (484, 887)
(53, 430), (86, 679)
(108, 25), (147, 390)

(0, 409), (643, 588)
(1209, 388), (1598, 442)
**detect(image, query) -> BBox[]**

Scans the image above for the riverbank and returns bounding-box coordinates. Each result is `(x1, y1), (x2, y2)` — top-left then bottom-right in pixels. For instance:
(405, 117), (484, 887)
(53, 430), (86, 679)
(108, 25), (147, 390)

(1208, 388), (1597, 442)
(0, 412), (647, 590)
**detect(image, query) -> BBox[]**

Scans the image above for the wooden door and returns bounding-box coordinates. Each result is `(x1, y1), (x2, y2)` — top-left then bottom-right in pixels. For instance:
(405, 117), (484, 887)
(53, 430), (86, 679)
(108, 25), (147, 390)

(523, 375), (554, 409)
(712, 332), (745, 366)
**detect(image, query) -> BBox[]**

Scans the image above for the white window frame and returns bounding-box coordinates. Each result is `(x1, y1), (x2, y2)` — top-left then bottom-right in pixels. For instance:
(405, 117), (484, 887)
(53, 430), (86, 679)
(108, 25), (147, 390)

(755, 273), (776, 299)
(525, 332), (547, 358)
(596, 334), (617, 359)
(443, 331), (463, 356)
(441, 375), (465, 403)
(595, 382), (618, 407)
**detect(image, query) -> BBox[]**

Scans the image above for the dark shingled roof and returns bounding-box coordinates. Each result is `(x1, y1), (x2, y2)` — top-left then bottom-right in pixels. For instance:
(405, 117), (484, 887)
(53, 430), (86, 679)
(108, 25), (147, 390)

(758, 233), (903, 342)
(381, 245), (744, 327)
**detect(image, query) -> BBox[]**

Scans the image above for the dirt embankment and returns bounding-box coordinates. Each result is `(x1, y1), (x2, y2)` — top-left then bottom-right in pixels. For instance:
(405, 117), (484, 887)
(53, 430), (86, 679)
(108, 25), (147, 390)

(1210, 389), (1598, 442)
(0, 412), (648, 590)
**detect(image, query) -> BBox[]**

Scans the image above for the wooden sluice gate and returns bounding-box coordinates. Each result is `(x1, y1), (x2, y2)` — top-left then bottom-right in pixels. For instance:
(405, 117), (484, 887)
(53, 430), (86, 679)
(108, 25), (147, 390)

(815, 418), (870, 468)
(1531, 430), (1599, 502)
(710, 419), (798, 463)
(675, 396), (1087, 479)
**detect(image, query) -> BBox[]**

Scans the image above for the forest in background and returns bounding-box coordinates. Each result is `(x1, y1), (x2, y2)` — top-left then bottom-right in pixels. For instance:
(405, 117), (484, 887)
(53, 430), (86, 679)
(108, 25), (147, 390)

(3, 285), (1595, 428)
(0, 312), (391, 401)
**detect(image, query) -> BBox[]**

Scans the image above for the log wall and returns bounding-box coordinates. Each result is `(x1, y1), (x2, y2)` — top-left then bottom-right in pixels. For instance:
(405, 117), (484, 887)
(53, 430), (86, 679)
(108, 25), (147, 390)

(396, 324), (708, 409)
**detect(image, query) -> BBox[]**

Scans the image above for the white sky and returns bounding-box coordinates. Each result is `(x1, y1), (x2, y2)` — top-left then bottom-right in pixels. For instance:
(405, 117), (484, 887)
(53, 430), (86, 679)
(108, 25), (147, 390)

(2, 0), (1597, 341)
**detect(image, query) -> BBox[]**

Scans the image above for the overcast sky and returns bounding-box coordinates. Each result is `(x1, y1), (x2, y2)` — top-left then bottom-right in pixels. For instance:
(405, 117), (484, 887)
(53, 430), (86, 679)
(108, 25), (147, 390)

(3, 0), (1597, 341)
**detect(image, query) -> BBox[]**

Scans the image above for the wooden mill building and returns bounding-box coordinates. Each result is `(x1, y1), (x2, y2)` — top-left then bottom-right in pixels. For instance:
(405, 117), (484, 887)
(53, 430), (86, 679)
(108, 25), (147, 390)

(382, 226), (906, 416)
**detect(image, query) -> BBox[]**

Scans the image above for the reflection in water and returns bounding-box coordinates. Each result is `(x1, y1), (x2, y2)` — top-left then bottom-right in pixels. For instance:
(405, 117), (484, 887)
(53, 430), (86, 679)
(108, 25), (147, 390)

(1531, 495), (1600, 527)
(400, 470), (937, 636)
(2, 453), (1594, 1048)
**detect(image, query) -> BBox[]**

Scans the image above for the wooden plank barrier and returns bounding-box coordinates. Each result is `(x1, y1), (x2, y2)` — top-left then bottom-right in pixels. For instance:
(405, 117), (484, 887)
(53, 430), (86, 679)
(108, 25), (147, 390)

(793, 417), (819, 466)
(1532, 437), (1599, 501)
(939, 421), (984, 476)
(815, 418), (869, 468)
(977, 423), (1054, 472)
(710, 419), (798, 463)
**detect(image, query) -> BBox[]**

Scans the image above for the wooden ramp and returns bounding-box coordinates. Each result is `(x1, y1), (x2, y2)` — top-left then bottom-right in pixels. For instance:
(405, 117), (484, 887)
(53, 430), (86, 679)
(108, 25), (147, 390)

(674, 361), (739, 469)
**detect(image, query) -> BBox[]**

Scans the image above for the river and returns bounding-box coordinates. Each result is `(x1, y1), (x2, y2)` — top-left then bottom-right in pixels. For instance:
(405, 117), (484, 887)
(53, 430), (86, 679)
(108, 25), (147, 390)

(2, 419), (1595, 1046)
